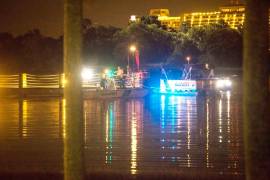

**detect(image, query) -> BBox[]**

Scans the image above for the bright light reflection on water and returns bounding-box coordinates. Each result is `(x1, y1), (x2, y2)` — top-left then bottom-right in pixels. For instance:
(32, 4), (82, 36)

(0, 94), (243, 178)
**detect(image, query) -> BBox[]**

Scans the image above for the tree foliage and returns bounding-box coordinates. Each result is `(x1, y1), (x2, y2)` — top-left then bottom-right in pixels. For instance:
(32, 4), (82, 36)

(0, 19), (243, 73)
(82, 19), (120, 66)
(0, 30), (62, 73)
(140, 16), (162, 28)
(186, 23), (242, 68)
(160, 20), (242, 68)
(113, 22), (174, 65)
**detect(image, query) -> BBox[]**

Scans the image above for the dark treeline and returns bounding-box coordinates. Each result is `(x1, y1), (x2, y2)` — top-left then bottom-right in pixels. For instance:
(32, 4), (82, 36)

(0, 17), (243, 74)
(0, 29), (62, 74)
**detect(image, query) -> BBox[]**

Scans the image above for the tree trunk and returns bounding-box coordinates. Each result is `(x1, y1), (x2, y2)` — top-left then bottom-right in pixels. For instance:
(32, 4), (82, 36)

(243, 1), (270, 180)
(64, 0), (84, 180)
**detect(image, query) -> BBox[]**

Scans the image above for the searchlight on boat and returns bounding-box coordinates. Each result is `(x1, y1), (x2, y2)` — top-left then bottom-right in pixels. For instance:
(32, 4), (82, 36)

(81, 68), (94, 80)
(215, 79), (232, 90)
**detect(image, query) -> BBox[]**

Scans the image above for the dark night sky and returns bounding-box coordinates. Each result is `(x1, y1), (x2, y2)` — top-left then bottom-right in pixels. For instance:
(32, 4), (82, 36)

(0, 0), (243, 37)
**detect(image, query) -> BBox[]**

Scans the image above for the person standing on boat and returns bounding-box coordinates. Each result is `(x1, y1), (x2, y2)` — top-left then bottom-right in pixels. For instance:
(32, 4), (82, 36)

(116, 66), (125, 88)
(100, 74), (108, 90)
(208, 69), (215, 79)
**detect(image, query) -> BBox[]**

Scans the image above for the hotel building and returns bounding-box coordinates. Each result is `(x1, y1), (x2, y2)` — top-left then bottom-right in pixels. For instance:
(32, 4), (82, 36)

(182, 5), (245, 29)
(130, 2), (269, 48)
(149, 9), (181, 30)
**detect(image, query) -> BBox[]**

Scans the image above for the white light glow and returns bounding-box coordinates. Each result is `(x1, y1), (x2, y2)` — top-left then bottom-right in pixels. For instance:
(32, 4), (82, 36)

(225, 79), (232, 87)
(81, 68), (94, 80)
(130, 15), (137, 22)
(215, 79), (232, 89)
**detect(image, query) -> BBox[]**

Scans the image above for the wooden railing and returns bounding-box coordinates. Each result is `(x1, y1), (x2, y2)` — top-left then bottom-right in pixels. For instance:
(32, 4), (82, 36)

(0, 73), (144, 89)
(0, 74), (20, 88)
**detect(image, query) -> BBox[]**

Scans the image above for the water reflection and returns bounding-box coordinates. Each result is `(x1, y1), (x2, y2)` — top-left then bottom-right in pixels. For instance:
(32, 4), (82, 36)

(105, 103), (114, 164)
(206, 98), (210, 167)
(128, 101), (138, 174)
(22, 100), (28, 137)
(0, 98), (63, 173)
(160, 96), (197, 166)
(148, 94), (242, 175)
(59, 99), (66, 138)
(0, 95), (243, 177)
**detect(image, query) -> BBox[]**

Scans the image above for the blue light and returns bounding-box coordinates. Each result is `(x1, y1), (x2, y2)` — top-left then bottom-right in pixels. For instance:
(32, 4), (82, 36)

(160, 80), (167, 93)
(170, 96), (176, 133)
(104, 68), (114, 78)
(161, 95), (165, 130)
(159, 79), (197, 95)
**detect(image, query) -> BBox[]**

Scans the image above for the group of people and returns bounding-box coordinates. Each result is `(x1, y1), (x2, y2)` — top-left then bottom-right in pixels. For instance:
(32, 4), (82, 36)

(99, 67), (125, 90)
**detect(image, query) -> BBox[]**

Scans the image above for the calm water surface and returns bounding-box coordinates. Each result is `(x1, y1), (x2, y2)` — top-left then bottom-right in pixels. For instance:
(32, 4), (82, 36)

(0, 93), (243, 178)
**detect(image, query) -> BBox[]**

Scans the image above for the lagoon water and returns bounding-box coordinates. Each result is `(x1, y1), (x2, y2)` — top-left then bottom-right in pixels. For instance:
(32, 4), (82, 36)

(0, 93), (244, 178)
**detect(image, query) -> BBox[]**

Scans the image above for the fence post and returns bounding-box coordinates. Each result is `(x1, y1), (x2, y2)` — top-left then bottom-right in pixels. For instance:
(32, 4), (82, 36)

(61, 73), (66, 88)
(22, 73), (27, 88)
(19, 73), (27, 97)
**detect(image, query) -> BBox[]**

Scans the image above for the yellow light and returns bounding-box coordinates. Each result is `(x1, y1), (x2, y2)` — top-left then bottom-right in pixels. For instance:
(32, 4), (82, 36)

(224, 14), (228, 22)
(191, 15), (194, 26)
(22, 73), (27, 88)
(216, 15), (220, 23)
(22, 100), (28, 137)
(232, 14), (237, 28)
(129, 45), (136, 52)
(131, 122), (137, 174)
(218, 99), (223, 143)
(61, 73), (66, 88)
(199, 15), (202, 26)
(62, 99), (66, 138)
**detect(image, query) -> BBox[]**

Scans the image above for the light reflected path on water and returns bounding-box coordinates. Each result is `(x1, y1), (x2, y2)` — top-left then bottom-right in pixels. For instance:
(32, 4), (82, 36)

(0, 94), (243, 177)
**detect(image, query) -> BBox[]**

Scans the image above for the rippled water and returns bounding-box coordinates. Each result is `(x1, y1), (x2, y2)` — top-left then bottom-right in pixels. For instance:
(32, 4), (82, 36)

(0, 93), (244, 178)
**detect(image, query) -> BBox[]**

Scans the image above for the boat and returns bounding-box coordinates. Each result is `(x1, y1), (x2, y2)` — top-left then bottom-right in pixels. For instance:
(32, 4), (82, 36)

(158, 79), (197, 95)
(83, 88), (148, 99)
(82, 67), (149, 99)
(155, 64), (233, 96)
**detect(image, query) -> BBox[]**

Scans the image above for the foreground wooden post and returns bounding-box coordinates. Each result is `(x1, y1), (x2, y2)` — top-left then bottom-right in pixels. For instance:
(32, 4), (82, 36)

(64, 0), (84, 180)
(243, 1), (270, 179)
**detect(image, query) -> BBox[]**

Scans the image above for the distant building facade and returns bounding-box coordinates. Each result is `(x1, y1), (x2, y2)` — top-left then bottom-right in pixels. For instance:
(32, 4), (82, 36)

(149, 9), (170, 17)
(182, 5), (245, 29)
(129, 15), (140, 23)
(146, 5), (246, 30)
(182, 5), (270, 49)
(149, 9), (181, 30)
(129, 3), (270, 48)
(129, 9), (181, 30)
